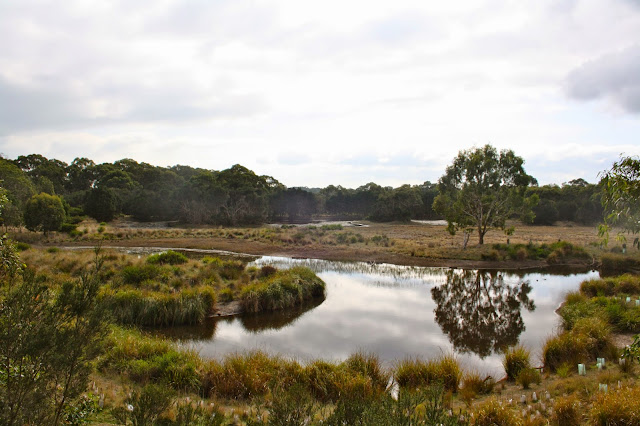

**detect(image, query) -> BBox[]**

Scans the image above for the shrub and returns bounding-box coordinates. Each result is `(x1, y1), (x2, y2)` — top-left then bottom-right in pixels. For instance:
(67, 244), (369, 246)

(551, 395), (582, 426)
(121, 264), (161, 285)
(240, 267), (325, 313)
(111, 384), (173, 426)
(502, 345), (530, 381)
(516, 367), (541, 389)
(344, 352), (390, 390)
(394, 355), (461, 393)
(59, 223), (77, 233)
(590, 385), (640, 425)
(462, 372), (495, 396)
(218, 288), (234, 303)
(147, 250), (188, 265)
(600, 253), (640, 273)
(14, 242), (30, 251)
(471, 397), (521, 426)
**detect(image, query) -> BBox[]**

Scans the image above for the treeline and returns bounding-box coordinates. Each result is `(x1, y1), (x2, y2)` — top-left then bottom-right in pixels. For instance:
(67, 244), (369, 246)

(0, 153), (602, 229)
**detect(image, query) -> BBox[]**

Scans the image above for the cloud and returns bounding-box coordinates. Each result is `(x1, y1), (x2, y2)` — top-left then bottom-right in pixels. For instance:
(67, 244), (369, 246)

(565, 44), (640, 113)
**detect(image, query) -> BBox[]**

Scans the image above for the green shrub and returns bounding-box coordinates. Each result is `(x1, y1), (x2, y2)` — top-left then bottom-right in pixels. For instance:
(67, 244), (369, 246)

(14, 242), (30, 251)
(462, 372), (495, 396)
(344, 352), (390, 390)
(47, 247), (60, 253)
(121, 264), (161, 285)
(394, 355), (461, 393)
(502, 345), (530, 381)
(218, 288), (234, 303)
(59, 223), (77, 233)
(111, 384), (173, 425)
(516, 367), (541, 389)
(471, 397), (521, 425)
(240, 267), (325, 313)
(100, 287), (215, 326)
(147, 250), (188, 265)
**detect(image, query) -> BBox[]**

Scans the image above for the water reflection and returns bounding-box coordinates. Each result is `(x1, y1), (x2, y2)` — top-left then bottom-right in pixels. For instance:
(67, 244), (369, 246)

(151, 297), (324, 341)
(431, 270), (535, 358)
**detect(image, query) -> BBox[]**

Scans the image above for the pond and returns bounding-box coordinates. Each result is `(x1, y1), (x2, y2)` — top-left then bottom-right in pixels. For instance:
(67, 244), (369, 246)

(153, 256), (599, 377)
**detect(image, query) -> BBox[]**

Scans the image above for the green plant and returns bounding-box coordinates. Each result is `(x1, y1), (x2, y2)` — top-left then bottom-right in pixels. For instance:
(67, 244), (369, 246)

(146, 250), (188, 265)
(516, 367), (541, 389)
(14, 242), (30, 251)
(590, 385), (640, 425)
(111, 384), (173, 426)
(551, 395), (582, 426)
(471, 397), (521, 425)
(502, 345), (530, 381)
(268, 383), (316, 426)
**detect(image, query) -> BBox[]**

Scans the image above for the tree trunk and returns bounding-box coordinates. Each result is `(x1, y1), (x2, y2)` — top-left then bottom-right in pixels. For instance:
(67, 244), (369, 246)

(478, 227), (484, 245)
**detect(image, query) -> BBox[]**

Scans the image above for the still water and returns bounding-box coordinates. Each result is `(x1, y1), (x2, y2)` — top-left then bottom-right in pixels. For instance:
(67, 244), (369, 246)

(156, 256), (598, 377)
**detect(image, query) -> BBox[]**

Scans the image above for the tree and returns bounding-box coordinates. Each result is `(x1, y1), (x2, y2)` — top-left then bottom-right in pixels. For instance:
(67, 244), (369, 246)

(23, 193), (65, 235)
(433, 145), (537, 244)
(599, 155), (640, 247)
(84, 187), (118, 222)
(431, 270), (535, 357)
(0, 246), (107, 425)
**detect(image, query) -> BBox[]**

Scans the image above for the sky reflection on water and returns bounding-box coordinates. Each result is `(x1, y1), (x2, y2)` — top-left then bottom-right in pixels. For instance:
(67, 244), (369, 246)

(160, 256), (599, 376)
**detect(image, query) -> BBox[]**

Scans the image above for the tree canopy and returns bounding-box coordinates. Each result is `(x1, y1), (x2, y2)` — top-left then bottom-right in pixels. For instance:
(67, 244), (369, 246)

(23, 193), (65, 234)
(600, 155), (640, 248)
(433, 145), (537, 244)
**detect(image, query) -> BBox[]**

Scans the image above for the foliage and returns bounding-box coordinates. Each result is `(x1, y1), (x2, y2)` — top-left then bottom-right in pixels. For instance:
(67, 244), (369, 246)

(0, 246), (107, 425)
(240, 267), (326, 313)
(394, 355), (462, 393)
(590, 385), (640, 425)
(84, 186), (118, 222)
(502, 345), (531, 381)
(146, 250), (188, 265)
(111, 384), (173, 426)
(551, 395), (582, 426)
(599, 155), (640, 248)
(471, 397), (521, 426)
(431, 270), (534, 357)
(433, 144), (537, 244)
(23, 192), (66, 234)
(621, 334), (640, 364)
(516, 367), (541, 389)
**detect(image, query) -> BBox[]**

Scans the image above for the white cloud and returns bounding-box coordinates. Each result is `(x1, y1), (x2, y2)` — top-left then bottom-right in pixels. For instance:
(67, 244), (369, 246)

(1, 0), (640, 187)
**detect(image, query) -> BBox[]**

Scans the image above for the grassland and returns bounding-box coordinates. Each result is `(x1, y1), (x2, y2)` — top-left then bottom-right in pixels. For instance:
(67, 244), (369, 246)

(11, 218), (632, 270)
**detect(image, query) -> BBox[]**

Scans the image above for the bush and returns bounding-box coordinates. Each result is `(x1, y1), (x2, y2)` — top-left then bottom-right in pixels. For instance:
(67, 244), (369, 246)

(59, 223), (77, 233)
(240, 267), (325, 313)
(600, 253), (640, 273)
(462, 372), (495, 396)
(516, 367), (541, 389)
(590, 385), (640, 425)
(502, 345), (530, 381)
(121, 264), (161, 285)
(14, 242), (30, 251)
(471, 397), (521, 426)
(543, 317), (616, 372)
(395, 355), (461, 393)
(111, 384), (173, 425)
(551, 395), (582, 426)
(147, 250), (188, 265)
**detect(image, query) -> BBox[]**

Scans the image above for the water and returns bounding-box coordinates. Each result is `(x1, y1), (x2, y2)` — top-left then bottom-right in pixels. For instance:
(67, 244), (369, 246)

(153, 256), (599, 376)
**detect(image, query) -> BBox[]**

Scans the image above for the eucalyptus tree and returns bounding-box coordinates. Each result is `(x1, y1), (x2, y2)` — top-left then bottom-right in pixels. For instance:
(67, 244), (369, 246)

(433, 145), (537, 244)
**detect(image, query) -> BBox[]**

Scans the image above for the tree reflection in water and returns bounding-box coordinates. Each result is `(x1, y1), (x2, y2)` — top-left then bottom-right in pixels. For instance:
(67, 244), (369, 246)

(431, 270), (535, 358)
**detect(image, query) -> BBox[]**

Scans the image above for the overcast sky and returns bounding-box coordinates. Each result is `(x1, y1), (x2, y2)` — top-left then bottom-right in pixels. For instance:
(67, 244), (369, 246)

(1, 0), (640, 188)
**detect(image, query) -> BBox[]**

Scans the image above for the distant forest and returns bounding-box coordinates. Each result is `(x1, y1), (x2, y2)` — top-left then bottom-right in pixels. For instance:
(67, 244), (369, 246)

(0, 154), (603, 228)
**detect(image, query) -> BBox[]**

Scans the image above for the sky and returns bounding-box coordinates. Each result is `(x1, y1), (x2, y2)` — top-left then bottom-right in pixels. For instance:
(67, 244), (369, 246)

(1, 0), (640, 188)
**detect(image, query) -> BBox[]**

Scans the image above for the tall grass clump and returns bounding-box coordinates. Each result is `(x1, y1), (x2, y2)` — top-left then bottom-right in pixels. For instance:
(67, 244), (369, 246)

(99, 327), (201, 391)
(502, 345), (530, 381)
(551, 395), (582, 426)
(543, 317), (616, 372)
(581, 274), (640, 297)
(394, 355), (461, 393)
(590, 385), (640, 425)
(146, 250), (188, 265)
(600, 253), (640, 273)
(200, 351), (304, 400)
(240, 266), (325, 313)
(100, 287), (215, 326)
(471, 397), (521, 426)
(121, 263), (162, 285)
